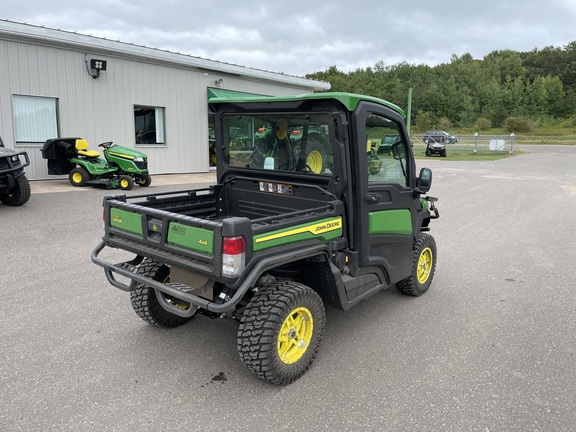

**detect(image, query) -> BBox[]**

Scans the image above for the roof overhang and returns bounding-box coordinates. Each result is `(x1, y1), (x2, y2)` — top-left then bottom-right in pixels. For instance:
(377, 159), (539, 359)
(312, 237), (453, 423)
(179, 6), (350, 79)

(0, 19), (331, 92)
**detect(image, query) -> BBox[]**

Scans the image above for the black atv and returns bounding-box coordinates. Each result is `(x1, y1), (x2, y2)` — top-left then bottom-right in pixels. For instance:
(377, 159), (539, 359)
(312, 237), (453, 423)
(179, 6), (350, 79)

(0, 136), (31, 206)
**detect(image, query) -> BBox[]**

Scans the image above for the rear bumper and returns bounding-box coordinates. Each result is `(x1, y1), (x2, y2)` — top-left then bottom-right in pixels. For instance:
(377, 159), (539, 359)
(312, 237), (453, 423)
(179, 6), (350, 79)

(91, 240), (331, 316)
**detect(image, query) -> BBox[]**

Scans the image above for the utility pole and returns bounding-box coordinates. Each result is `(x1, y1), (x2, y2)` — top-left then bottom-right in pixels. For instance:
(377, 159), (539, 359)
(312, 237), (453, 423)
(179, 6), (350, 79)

(406, 87), (412, 136)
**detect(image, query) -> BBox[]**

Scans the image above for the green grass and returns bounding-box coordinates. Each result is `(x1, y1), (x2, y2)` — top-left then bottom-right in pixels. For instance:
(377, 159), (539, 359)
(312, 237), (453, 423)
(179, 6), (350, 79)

(512, 136), (576, 145)
(413, 149), (523, 161)
(412, 128), (576, 145)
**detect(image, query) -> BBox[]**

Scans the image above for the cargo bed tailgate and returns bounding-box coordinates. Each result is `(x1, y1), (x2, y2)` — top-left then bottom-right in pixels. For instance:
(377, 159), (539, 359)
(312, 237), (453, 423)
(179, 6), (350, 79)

(103, 197), (222, 277)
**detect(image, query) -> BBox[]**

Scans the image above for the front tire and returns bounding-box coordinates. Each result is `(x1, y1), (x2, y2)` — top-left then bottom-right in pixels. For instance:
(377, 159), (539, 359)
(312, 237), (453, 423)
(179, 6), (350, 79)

(69, 167), (90, 187)
(119, 175), (134, 190)
(130, 259), (195, 328)
(0, 175), (31, 206)
(238, 281), (325, 385)
(396, 233), (437, 297)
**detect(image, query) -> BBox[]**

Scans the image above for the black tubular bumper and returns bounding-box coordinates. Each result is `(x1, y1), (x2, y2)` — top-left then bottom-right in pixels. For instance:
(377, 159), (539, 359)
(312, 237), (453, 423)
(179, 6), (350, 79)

(91, 240), (331, 316)
(0, 151), (30, 176)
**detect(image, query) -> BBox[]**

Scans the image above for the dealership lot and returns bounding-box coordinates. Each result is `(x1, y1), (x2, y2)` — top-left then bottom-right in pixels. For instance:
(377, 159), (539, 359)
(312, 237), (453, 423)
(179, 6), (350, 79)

(1, 147), (575, 431)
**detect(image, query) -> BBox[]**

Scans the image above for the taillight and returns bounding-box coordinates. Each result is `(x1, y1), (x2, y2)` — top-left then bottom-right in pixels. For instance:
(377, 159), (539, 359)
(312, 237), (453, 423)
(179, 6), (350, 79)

(222, 236), (245, 277)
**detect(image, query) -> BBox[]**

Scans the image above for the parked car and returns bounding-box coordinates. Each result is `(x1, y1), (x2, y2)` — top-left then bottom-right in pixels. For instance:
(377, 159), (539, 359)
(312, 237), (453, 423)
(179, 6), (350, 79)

(423, 130), (458, 145)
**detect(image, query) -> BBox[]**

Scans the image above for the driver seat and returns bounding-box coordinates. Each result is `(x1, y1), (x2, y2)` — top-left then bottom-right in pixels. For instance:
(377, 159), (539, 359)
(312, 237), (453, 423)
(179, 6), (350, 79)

(274, 119), (295, 171)
(75, 139), (100, 158)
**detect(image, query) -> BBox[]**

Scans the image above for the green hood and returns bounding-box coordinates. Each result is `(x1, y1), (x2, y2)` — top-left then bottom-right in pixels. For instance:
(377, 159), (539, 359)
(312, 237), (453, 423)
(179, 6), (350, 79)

(106, 145), (148, 159)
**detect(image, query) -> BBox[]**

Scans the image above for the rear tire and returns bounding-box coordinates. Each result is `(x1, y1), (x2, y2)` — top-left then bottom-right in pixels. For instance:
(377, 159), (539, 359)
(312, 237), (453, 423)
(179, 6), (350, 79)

(0, 175), (31, 206)
(396, 233), (437, 297)
(238, 281), (325, 385)
(303, 140), (327, 174)
(69, 167), (89, 187)
(136, 175), (152, 187)
(249, 139), (273, 169)
(130, 259), (195, 328)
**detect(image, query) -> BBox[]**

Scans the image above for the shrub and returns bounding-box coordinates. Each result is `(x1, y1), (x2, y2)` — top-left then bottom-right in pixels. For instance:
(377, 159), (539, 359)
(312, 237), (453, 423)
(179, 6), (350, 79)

(475, 117), (492, 130)
(438, 116), (453, 131)
(503, 116), (532, 133)
(414, 111), (435, 132)
(560, 115), (576, 128)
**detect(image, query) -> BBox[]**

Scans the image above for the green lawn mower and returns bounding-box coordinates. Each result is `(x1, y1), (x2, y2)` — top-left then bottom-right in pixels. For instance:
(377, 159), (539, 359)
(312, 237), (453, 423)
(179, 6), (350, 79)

(41, 138), (151, 190)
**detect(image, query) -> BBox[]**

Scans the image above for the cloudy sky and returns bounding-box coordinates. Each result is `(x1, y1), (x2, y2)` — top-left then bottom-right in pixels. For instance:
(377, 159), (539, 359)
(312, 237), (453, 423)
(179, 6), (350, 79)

(3, 0), (576, 77)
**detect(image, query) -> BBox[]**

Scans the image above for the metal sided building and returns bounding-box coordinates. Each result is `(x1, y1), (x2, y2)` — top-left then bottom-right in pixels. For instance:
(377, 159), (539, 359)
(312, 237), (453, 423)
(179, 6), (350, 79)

(0, 20), (330, 180)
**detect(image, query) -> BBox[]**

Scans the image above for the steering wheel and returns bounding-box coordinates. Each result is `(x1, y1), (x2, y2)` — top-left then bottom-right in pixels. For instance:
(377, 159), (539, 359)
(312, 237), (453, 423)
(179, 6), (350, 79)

(98, 141), (114, 149)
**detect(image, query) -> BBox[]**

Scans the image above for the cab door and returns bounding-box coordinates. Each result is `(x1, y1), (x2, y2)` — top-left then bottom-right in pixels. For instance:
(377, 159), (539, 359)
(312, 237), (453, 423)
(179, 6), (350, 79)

(351, 103), (419, 284)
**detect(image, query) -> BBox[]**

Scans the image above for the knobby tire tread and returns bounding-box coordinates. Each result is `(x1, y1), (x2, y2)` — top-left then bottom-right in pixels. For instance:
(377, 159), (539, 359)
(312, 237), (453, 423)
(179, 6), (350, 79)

(237, 281), (325, 385)
(0, 175), (31, 206)
(396, 233), (437, 297)
(130, 259), (193, 328)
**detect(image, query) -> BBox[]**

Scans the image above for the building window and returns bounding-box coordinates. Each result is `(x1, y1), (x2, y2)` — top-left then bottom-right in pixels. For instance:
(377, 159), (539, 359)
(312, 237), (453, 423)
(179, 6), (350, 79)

(134, 106), (165, 144)
(12, 95), (59, 144)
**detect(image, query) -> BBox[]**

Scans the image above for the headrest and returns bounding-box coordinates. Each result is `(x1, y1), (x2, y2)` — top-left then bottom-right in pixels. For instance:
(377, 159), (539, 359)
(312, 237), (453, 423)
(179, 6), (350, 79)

(275, 119), (288, 140)
(75, 139), (89, 151)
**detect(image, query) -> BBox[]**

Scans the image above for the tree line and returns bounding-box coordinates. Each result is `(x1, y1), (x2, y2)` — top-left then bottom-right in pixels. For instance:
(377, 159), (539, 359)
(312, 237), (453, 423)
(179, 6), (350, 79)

(306, 43), (576, 132)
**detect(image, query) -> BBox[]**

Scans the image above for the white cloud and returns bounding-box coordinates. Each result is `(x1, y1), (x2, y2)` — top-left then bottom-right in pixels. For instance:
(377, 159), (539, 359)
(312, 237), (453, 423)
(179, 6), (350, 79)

(3, 0), (576, 76)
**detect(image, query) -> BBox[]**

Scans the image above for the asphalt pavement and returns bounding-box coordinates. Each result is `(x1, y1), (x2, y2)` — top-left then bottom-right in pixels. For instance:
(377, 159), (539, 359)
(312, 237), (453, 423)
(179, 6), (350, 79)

(1, 148), (575, 432)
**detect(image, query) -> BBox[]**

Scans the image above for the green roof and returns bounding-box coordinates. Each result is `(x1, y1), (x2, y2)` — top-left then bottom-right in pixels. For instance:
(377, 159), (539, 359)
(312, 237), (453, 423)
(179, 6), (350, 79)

(206, 88), (264, 99)
(208, 92), (406, 118)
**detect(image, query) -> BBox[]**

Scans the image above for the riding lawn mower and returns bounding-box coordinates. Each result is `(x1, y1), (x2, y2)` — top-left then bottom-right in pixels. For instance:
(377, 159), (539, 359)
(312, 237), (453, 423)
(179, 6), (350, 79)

(41, 138), (151, 190)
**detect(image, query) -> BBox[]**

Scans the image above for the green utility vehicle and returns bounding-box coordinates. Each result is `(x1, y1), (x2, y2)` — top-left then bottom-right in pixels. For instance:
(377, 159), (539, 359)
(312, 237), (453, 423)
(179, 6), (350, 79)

(91, 92), (439, 385)
(0, 135), (31, 206)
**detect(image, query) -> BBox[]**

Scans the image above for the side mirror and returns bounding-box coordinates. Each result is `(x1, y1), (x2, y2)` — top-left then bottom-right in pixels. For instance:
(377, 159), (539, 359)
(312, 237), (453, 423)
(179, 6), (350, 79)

(417, 167), (432, 193)
(391, 142), (406, 160)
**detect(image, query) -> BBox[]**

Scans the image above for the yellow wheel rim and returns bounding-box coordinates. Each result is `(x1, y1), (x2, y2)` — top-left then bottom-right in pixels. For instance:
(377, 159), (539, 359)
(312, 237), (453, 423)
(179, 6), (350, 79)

(277, 307), (313, 365)
(120, 179), (129, 188)
(417, 247), (433, 284)
(306, 150), (323, 174)
(72, 172), (83, 184)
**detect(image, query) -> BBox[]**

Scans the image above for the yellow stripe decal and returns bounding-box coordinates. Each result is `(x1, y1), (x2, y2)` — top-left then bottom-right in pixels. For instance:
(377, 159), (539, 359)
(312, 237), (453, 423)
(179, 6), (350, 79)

(109, 152), (134, 160)
(255, 217), (342, 244)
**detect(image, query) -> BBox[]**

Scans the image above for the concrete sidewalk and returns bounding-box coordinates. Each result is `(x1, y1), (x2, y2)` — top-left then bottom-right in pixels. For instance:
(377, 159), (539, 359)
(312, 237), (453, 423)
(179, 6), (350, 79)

(30, 172), (217, 194)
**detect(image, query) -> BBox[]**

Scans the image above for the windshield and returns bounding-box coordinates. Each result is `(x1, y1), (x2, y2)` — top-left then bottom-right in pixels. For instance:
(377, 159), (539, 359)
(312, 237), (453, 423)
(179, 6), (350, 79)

(222, 113), (334, 176)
